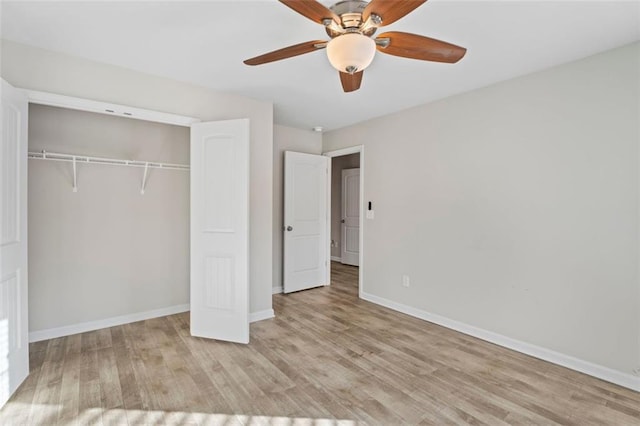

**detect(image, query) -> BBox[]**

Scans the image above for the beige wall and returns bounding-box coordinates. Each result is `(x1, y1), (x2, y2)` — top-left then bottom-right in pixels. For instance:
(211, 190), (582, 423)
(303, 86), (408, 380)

(323, 42), (640, 377)
(1, 39), (274, 321)
(331, 153), (360, 259)
(28, 104), (189, 331)
(272, 125), (322, 292)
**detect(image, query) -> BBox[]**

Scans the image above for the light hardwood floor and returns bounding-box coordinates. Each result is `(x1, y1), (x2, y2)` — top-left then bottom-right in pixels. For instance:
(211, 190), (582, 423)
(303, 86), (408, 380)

(1, 262), (638, 425)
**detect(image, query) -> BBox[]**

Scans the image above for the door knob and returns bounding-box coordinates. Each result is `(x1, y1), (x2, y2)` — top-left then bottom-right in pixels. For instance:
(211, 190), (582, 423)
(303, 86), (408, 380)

(341, 219), (345, 223)
(286, 226), (293, 231)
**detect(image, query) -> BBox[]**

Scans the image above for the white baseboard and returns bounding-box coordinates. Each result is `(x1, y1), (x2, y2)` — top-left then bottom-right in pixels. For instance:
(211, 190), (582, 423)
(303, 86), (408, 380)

(30, 305), (276, 341)
(272, 286), (283, 294)
(330, 256), (342, 262)
(360, 292), (640, 392)
(29, 304), (190, 343)
(250, 309), (275, 323)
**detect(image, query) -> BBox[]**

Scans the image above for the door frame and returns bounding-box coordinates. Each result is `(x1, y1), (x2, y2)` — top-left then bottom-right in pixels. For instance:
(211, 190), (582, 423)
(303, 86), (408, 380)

(323, 145), (364, 297)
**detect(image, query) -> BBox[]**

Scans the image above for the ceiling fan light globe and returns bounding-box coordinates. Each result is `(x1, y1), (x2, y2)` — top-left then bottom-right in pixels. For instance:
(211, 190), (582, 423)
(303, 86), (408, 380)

(326, 33), (376, 73)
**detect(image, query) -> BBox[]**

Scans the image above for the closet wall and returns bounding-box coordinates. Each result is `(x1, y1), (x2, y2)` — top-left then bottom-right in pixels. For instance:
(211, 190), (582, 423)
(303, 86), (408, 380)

(28, 104), (190, 333)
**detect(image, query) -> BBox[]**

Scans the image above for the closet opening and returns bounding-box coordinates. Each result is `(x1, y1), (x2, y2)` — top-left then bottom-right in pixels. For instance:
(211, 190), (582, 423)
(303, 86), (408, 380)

(27, 98), (193, 342)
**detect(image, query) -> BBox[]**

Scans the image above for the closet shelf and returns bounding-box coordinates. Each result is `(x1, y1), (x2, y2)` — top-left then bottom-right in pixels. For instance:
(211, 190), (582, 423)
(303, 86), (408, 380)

(28, 150), (189, 170)
(28, 150), (189, 194)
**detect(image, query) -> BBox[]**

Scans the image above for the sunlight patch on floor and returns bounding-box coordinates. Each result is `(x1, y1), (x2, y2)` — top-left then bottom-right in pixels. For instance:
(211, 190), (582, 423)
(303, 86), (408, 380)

(0, 402), (62, 423)
(77, 408), (362, 425)
(1, 402), (361, 425)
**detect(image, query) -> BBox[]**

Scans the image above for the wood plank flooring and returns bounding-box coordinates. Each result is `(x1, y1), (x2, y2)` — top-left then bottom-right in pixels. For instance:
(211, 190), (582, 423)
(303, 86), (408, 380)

(1, 262), (638, 425)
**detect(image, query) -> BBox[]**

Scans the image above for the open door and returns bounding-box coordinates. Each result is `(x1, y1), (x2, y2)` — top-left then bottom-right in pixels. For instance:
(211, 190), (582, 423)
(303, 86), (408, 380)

(190, 119), (249, 344)
(0, 80), (29, 407)
(283, 151), (329, 293)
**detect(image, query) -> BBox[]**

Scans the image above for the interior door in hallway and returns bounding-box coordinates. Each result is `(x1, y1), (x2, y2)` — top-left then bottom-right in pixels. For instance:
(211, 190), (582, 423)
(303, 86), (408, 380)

(283, 151), (329, 293)
(341, 168), (360, 266)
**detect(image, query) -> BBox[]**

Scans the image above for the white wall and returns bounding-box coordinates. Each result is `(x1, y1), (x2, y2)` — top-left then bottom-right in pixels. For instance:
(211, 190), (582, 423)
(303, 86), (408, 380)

(323, 42), (640, 380)
(272, 125), (323, 292)
(331, 153), (360, 259)
(28, 104), (189, 331)
(1, 39), (274, 319)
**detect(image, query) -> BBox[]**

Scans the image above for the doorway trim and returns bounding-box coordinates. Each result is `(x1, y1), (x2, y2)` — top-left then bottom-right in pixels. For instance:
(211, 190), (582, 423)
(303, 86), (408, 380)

(323, 145), (364, 297)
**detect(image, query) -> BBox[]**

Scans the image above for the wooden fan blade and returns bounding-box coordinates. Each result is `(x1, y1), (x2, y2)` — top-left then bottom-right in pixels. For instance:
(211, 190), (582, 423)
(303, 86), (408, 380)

(244, 40), (326, 66)
(377, 31), (466, 63)
(339, 71), (363, 93)
(363, 0), (427, 26)
(279, 0), (340, 25)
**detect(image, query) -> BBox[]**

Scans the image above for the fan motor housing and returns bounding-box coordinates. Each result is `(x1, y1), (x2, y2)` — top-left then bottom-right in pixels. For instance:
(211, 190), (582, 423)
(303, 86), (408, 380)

(330, 0), (368, 17)
(326, 0), (377, 37)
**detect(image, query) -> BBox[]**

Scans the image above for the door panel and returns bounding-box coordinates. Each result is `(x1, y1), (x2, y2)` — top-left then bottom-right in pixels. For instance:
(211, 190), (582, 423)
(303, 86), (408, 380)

(284, 152), (328, 293)
(0, 79), (29, 407)
(190, 119), (249, 344)
(341, 168), (360, 266)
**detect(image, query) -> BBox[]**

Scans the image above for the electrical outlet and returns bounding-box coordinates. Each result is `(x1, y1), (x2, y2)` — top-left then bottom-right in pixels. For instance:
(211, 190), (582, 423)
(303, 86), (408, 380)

(402, 275), (410, 287)
(331, 240), (337, 248)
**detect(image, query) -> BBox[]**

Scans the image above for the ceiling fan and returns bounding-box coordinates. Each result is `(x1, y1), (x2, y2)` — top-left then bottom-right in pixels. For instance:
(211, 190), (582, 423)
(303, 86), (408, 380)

(243, 0), (467, 93)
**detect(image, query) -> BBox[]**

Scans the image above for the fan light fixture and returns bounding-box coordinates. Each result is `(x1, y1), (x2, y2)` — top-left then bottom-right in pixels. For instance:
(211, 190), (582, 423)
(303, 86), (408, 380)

(326, 33), (376, 74)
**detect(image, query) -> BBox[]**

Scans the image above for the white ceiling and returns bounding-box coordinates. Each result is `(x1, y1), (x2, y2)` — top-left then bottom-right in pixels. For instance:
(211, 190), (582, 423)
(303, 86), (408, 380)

(2, 1), (639, 131)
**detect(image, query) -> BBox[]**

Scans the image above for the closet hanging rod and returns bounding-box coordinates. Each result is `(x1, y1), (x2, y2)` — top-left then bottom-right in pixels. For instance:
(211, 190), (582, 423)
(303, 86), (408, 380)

(27, 150), (189, 171)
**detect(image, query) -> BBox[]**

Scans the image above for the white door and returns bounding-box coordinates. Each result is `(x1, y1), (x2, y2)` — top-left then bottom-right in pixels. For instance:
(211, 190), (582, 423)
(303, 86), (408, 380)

(284, 151), (329, 293)
(190, 119), (249, 344)
(0, 80), (29, 407)
(341, 168), (360, 266)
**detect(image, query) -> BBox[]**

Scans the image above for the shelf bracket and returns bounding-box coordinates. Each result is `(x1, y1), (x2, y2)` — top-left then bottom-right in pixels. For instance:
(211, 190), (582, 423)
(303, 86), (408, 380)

(140, 162), (149, 194)
(72, 155), (78, 192)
